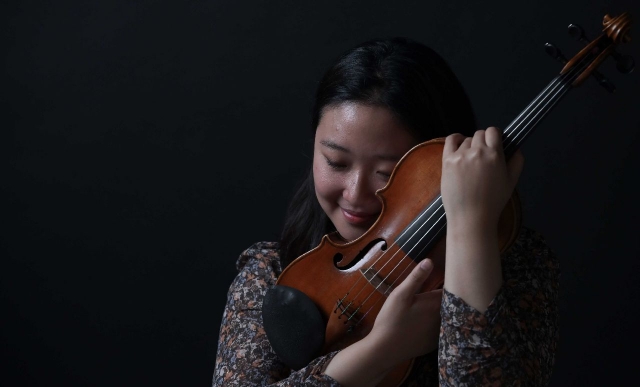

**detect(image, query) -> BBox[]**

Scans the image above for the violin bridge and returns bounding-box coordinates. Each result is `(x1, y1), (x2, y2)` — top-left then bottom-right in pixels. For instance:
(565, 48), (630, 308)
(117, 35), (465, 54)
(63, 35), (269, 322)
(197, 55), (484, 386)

(334, 299), (363, 333)
(360, 267), (394, 296)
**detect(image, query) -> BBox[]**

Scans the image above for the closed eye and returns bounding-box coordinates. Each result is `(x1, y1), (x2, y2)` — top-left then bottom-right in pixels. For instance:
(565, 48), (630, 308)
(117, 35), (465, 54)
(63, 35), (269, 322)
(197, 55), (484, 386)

(325, 157), (346, 170)
(377, 171), (392, 181)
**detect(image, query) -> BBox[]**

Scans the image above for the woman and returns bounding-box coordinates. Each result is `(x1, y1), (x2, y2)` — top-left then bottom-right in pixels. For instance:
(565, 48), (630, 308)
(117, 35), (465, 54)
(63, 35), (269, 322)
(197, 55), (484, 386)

(213, 37), (559, 386)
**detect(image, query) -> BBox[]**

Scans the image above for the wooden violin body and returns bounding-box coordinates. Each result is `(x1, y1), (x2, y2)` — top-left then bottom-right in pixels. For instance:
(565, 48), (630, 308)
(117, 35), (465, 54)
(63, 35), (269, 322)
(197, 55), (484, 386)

(277, 138), (522, 386)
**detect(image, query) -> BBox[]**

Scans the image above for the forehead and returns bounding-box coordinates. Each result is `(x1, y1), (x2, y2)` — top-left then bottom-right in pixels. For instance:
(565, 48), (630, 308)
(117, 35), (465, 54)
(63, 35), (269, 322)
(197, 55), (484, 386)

(315, 103), (417, 152)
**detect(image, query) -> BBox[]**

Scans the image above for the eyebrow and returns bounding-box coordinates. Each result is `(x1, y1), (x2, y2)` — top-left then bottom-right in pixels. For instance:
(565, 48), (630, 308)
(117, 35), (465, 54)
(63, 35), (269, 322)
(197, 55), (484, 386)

(320, 140), (349, 152)
(319, 140), (403, 162)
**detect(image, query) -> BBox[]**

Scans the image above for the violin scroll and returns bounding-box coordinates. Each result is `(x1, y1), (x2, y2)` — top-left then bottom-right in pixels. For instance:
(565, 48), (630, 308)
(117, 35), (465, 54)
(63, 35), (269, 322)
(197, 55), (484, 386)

(603, 13), (632, 43)
(555, 12), (633, 88)
(603, 13), (635, 74)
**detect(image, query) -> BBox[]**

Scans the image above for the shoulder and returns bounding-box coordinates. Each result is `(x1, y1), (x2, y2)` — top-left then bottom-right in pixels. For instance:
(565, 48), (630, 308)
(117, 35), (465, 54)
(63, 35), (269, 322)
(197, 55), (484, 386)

(505, 226), (558, 268)
(226, 241), (282, 311)
(512, 226), (554, 254)
(502, 225), (560, 299)
(236, 241), (283, 274)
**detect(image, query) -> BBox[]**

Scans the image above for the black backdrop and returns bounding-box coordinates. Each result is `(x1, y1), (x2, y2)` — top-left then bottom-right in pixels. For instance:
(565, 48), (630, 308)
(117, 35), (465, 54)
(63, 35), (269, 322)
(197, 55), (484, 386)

(4, 0), (640, 385)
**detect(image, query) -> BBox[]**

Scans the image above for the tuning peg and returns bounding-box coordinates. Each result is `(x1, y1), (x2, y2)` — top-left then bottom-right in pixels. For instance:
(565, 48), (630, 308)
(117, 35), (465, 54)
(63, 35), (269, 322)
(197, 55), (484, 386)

(568, 24), (590, 43)
(545, 42), (614, 92)
(545, 43), (567, 64)
(591, 71), (616, 92)
(568, 22), (633, 74)
(611, 51), (635, 73)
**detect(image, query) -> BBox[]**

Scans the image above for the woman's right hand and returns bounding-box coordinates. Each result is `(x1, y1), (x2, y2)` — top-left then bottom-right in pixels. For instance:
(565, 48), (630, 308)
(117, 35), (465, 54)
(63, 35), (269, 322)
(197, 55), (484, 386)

(324, 259), (442, 387)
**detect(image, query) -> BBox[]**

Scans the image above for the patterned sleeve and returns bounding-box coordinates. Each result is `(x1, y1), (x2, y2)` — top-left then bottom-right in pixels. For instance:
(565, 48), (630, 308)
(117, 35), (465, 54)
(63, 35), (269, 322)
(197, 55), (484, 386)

(438, 227), (560, 386)
(213, 242), (342, 387)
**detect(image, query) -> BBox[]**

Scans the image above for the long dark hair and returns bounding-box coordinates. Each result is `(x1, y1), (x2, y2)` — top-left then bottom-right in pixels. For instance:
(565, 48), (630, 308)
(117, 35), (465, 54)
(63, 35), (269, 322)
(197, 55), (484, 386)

(279, 37), (477, 267)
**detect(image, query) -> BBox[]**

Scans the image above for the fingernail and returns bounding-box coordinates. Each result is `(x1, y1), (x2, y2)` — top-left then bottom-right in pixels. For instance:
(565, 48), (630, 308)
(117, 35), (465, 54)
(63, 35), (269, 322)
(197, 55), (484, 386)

(420, 259), (432, 270)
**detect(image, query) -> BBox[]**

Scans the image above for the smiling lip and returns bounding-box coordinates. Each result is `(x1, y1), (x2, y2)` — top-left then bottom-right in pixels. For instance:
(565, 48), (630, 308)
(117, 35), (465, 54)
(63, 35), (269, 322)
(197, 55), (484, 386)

(341, 208), (378, 225)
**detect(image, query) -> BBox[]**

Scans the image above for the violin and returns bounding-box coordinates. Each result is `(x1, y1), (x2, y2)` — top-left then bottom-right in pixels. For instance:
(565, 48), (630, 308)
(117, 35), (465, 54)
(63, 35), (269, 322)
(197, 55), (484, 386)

(264, 12), (633, 386)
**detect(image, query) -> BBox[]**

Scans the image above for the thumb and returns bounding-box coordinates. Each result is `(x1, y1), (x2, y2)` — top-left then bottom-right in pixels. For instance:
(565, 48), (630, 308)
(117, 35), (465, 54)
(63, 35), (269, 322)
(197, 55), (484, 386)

(394, 259), (433, 300)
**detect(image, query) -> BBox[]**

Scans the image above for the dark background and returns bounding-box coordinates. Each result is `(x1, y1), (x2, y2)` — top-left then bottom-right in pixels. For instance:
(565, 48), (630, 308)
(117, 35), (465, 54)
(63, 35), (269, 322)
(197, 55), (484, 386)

(3, 0), (639, 385)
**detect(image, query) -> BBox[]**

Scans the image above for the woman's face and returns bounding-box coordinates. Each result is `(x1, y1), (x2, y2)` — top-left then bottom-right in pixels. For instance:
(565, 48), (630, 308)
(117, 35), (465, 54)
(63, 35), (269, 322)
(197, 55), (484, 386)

(313, 103), (418, 241)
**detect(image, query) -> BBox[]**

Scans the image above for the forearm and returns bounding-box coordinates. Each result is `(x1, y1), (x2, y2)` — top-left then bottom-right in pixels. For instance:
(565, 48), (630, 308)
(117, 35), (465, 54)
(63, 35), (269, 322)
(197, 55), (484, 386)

(438, 227), (560, 386)
(443, 222), (502, 312)
(323, 336), (391, 387)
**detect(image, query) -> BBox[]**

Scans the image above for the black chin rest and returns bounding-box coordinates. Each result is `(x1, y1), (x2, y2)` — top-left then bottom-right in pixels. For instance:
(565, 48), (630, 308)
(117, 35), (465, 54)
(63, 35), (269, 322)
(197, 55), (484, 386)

(262, 285), (325, 370)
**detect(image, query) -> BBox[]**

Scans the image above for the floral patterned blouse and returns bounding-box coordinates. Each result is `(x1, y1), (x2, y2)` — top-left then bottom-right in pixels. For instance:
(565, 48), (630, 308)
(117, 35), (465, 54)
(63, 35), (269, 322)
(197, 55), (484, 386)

(213, 226), (559, 386)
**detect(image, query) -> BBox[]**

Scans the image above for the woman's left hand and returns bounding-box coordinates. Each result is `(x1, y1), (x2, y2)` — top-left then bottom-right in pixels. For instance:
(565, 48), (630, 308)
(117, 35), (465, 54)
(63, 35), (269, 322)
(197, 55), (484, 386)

(440, 127), (524, 312)
(440, 127), (524, 230)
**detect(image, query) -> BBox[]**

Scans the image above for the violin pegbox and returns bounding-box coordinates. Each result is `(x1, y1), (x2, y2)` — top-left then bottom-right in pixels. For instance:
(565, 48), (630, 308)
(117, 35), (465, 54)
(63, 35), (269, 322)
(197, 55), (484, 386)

(545, 12), (634, 92)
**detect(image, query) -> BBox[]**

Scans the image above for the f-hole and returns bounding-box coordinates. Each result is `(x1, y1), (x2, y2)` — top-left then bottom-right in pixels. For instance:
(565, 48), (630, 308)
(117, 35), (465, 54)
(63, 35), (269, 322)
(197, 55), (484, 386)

(333, 238), (387, 270)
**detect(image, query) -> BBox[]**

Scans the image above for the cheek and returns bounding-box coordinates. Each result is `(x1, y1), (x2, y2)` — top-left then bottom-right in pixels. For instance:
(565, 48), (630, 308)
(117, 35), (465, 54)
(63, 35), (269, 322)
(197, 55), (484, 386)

(313, 160), (342, 204)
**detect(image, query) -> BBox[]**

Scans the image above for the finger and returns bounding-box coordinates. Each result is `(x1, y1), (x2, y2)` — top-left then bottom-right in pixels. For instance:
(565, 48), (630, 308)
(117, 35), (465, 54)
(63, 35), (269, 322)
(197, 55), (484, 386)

(443, 133), (465, 156)
(471, 129), (486, 148)
(507, 149), (525, 190)
(485, 126), (503, 150)
(394, 259), (434, 300)
(459, 136), (472, 150)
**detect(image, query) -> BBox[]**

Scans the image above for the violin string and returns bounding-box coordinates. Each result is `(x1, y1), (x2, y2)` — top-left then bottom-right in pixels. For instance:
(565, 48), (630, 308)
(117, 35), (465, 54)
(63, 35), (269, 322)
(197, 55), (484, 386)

(502, 78), (569, 144)
(349, 53), (594, 326)
(504, 57), (594, 152)
(503, 52), (595, 154)
(355, 210), (446, 323)
(335, 186), (446, 305)
(500, 55), (592, 144)
(335, 196), (446, 317)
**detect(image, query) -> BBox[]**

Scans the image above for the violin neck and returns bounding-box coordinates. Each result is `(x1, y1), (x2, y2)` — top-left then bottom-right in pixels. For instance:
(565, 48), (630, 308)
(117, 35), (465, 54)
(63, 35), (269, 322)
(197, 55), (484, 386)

(501, 74), (573, 159)
(501, 46), (600, 158)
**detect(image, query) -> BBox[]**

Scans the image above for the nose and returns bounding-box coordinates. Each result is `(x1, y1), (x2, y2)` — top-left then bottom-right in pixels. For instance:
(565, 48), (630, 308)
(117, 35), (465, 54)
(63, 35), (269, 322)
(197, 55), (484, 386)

(343, 171), (374, 205)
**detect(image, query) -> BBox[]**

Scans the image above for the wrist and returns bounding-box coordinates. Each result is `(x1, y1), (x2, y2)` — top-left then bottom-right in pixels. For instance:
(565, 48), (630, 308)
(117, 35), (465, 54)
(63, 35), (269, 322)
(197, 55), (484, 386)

(324, 334), (394, 387)
(444, 219), (503, 312)
(446, 217), (499, 242)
